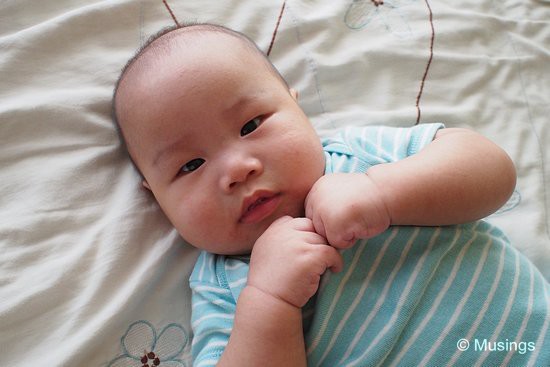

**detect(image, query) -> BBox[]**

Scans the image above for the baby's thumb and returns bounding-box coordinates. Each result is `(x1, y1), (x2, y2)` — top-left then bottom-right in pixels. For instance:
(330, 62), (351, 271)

(325, 246), (344, 274)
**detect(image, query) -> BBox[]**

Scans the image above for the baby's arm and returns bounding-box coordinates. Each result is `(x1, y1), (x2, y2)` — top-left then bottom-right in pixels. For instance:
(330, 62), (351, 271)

(218, 286), (306, 366)
(306, 128), (516, 248)
(371, 128), (516, 225)
(217, 217), (342, 367)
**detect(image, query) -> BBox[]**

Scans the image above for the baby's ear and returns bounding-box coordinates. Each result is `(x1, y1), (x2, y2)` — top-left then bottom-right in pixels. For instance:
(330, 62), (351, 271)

(290, 88), (299, 101)
(142, 180), (151, 191)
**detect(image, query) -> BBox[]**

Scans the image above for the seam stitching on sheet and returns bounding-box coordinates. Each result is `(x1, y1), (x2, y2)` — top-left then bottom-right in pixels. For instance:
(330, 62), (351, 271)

(508, 33), (550, 243)
(139, 1), (145, 46)
(286, 2), (334, 128)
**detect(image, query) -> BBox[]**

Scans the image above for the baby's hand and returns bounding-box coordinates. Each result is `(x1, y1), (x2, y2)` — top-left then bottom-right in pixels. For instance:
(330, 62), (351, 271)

(305, 173), (391, 248)
(247, 216), (343, 308)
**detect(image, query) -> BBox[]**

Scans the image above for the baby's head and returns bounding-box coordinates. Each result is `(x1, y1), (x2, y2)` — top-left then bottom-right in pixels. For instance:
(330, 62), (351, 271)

(113, 23), (325, 255)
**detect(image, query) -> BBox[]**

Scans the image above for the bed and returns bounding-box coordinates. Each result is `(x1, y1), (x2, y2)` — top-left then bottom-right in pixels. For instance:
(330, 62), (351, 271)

(0, 0), (548, 365)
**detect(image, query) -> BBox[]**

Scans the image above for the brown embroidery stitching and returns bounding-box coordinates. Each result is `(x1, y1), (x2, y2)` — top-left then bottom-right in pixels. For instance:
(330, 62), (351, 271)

(159, 1), (434, 124)
(415, 0), (435, 124)
(160, 0), (286, 56)
(140, 350), (161, 366)
(267, 1), (287, 56)
(162, 0), (180, 28)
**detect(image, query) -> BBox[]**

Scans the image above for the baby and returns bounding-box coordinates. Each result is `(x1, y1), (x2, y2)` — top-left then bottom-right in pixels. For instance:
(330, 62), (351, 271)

(113, 23), (550, 366)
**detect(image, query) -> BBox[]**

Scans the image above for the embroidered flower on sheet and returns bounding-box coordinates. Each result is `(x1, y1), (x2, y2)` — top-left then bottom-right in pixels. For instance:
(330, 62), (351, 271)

(108, 321), (188, 367)
(345, 0), (418, 37)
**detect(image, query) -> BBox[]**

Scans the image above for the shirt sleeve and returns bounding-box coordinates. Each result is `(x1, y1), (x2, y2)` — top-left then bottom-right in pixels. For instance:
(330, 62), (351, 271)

(189, 252), (236, 366)
(322, 123), (444, 173)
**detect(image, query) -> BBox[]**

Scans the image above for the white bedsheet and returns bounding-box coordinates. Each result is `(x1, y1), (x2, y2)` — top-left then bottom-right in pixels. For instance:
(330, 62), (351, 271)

(1, 1), (548, 365)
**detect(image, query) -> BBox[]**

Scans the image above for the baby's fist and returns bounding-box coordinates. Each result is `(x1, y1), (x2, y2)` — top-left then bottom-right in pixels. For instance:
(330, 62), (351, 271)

(305, 173), (391, 248)
(248, 216), (343, 308)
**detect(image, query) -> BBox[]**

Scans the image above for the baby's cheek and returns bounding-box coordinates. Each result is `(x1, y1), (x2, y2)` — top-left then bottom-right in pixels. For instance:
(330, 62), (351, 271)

(171, 196), (214, 243)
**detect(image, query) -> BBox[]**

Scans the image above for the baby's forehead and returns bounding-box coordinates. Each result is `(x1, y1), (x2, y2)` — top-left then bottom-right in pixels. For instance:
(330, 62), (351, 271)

(119, 30), (251, 102)
(121, 32), (254, 103)
(115, 25), (286, 139)
(120, 30), (280, 109)
(135, 28), (257, 75)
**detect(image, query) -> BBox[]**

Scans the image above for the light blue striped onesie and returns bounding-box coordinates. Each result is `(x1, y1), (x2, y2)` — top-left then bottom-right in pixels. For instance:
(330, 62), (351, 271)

(190, 124), (550, 366)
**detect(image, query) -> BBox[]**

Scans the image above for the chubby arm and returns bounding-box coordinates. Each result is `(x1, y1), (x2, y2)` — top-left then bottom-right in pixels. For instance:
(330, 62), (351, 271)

(369, 128), (516, 226)
(218, 286), (306, 366)
(218, 217), (342, 367)
(306, 128), (516, 248)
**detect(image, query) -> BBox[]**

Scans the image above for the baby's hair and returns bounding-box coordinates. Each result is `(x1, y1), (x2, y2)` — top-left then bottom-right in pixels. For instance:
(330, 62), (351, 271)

(112, 22), (289, 176)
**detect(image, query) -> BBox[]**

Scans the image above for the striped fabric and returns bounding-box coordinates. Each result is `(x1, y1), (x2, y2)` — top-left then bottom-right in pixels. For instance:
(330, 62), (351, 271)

(190, 124), (550, 366)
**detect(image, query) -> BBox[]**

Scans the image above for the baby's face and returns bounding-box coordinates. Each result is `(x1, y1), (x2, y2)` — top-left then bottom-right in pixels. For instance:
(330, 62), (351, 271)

(118, 33), (325, 254)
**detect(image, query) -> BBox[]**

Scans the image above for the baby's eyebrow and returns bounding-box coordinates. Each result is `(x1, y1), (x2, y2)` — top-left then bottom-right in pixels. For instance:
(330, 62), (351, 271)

(153, 139), (187, 168)
(224, 95), (256, 116)
(224, 89), (271, 117)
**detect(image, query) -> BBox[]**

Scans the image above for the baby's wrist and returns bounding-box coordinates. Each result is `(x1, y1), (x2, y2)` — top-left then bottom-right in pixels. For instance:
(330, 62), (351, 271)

(244, 284), (302, 310)
(362, 170), (393, 224)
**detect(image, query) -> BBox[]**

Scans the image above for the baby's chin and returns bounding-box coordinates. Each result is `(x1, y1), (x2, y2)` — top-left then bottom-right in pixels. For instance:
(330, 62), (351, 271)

(190, 230), (258, 256)
(188, 206), (304, 256)
(203, 243), (254, 256)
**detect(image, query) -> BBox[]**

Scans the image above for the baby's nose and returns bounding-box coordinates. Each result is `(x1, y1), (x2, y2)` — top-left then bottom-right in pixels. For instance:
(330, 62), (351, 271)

(220, 156), (263, 192)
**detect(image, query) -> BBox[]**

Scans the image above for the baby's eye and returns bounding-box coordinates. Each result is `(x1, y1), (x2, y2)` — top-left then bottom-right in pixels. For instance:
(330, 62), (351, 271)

(240, 117), (263, 136)
(179, 158), (205, 175)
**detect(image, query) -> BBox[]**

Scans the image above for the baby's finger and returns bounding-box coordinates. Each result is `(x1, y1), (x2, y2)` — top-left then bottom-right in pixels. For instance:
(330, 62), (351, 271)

(303, 231), (329, 246)
(288, 217), (317, 233)
(304, 185), (319, 220)
(269, 215), (294, 228)
(326, 227), (357, 249)
(304, 192), (314, 220)
(320, 245), (344, 274)
(311, 214), (327, 240)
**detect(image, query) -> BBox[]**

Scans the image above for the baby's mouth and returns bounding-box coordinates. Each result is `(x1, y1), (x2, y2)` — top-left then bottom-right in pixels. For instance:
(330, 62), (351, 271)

(239, 192), (281, 224)
(247, 197), (269, 212)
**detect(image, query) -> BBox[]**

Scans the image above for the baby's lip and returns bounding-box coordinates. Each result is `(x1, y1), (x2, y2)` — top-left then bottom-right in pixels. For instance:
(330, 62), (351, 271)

(239, 190), (281, 224)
